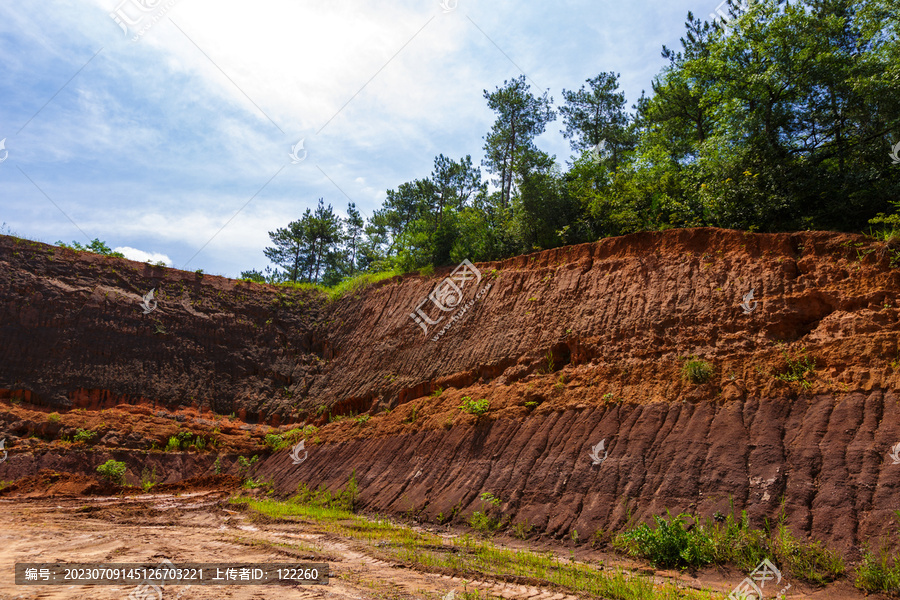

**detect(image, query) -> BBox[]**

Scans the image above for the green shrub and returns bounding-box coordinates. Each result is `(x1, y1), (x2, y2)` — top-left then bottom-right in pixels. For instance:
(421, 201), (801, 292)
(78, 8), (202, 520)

(468, 510), (502, 534)
(47, 412), (61, 424)
(613, 508), (844, 583)
(613, 512), (715, 568)
(165, 431), (204, 451)
(682, 357), (714, 384)
(74, 429), (97, 443)
(459, 397), (490, 416)
(265, 433), (286, 450)
(96, 459), (127, 485)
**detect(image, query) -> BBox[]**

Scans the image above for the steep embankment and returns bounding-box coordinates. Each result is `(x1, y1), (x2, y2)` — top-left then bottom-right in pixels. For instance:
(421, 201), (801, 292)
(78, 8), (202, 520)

(1, 228), (899, 553)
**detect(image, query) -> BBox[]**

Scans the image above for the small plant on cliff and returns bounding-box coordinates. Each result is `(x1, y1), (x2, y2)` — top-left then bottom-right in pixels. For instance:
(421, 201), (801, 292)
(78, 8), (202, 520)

(774, 346), (816, 389)
(47, 412), (61, 424)
(540, 349), (556, 374)
(140, 466), (158, 492)
(165, 431), (196, 451)
(237, 454), (259, 477)
(459, 397), (490, 416)
(74, 429), (97, 443)
(213, 457), (223, 475)
(403, 403), (422, 424)
(468, 492), (503, 535)
(96, 459), (127, 486)
(682, 357), (714, 384)
(265, 433), (284, 450)
(512, 519), (534, 540)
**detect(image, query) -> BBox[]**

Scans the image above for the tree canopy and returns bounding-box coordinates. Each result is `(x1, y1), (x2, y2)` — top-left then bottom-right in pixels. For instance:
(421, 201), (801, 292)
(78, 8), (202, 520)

(246, 0), (900, 284)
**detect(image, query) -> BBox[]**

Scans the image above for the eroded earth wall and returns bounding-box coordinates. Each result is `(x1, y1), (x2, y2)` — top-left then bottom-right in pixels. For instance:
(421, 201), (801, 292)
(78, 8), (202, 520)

(2, 228), (899, 549)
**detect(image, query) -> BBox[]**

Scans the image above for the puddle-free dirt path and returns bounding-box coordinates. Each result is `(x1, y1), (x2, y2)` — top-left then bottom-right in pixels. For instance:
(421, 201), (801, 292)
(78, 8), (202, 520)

(0, 493), (873, 600)
(0, 493), (586, 600)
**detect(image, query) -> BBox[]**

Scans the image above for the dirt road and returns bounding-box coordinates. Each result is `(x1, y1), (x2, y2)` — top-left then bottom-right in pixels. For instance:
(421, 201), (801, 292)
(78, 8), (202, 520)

(0, 490), (878, 600)
(0, 492), (590, 600)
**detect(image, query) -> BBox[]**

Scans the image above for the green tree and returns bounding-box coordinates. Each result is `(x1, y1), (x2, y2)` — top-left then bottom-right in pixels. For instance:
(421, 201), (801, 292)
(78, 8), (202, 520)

(560, 72), (634, 168)
(263, 217), (310, 283)
(344, 202), (364, 276)
(482, 75), (556, 210)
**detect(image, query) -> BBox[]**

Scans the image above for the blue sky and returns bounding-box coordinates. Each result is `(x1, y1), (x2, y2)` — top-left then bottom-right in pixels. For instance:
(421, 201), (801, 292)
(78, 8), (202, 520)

(0, 0), (710, 277)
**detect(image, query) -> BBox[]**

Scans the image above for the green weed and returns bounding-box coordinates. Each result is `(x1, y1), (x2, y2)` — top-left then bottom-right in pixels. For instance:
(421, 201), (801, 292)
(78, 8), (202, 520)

(459, 397), (490, 416)
(682, 357), (714, 384)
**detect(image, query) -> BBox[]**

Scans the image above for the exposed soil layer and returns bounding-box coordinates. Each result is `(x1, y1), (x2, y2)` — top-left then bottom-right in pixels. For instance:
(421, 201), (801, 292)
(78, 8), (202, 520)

(2, 228), (900, 563)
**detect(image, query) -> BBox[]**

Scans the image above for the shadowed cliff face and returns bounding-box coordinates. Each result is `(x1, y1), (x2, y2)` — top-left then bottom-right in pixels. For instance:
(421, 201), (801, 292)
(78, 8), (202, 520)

(1, 227), (900, 549)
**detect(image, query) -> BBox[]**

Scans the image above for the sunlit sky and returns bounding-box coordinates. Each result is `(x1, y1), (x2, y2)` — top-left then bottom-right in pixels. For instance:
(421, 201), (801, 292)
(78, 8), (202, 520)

(1, 0), (710, 276)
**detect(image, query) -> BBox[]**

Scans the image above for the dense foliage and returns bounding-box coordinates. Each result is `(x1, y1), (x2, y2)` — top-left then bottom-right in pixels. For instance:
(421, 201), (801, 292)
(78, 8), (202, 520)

(245, 0), (900, 283)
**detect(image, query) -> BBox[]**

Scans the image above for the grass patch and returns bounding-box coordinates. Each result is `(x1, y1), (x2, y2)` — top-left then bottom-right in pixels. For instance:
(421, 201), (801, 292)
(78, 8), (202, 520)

(681, 357), (713, 384)
(324, 270), (402, 302)
(855, 546), (900, 594)
(234, 488), (717, 600)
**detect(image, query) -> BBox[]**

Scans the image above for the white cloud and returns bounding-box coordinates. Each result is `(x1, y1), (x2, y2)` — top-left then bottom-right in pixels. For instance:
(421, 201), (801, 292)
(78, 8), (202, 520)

(114, 246), (172, 265)
(2, 0), (700, 277)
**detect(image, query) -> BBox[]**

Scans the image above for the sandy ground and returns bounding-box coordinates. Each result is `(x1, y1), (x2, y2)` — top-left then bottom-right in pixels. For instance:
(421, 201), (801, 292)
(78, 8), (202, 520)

(0, 491), (589, 600)
(0, 492), (877, 600)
